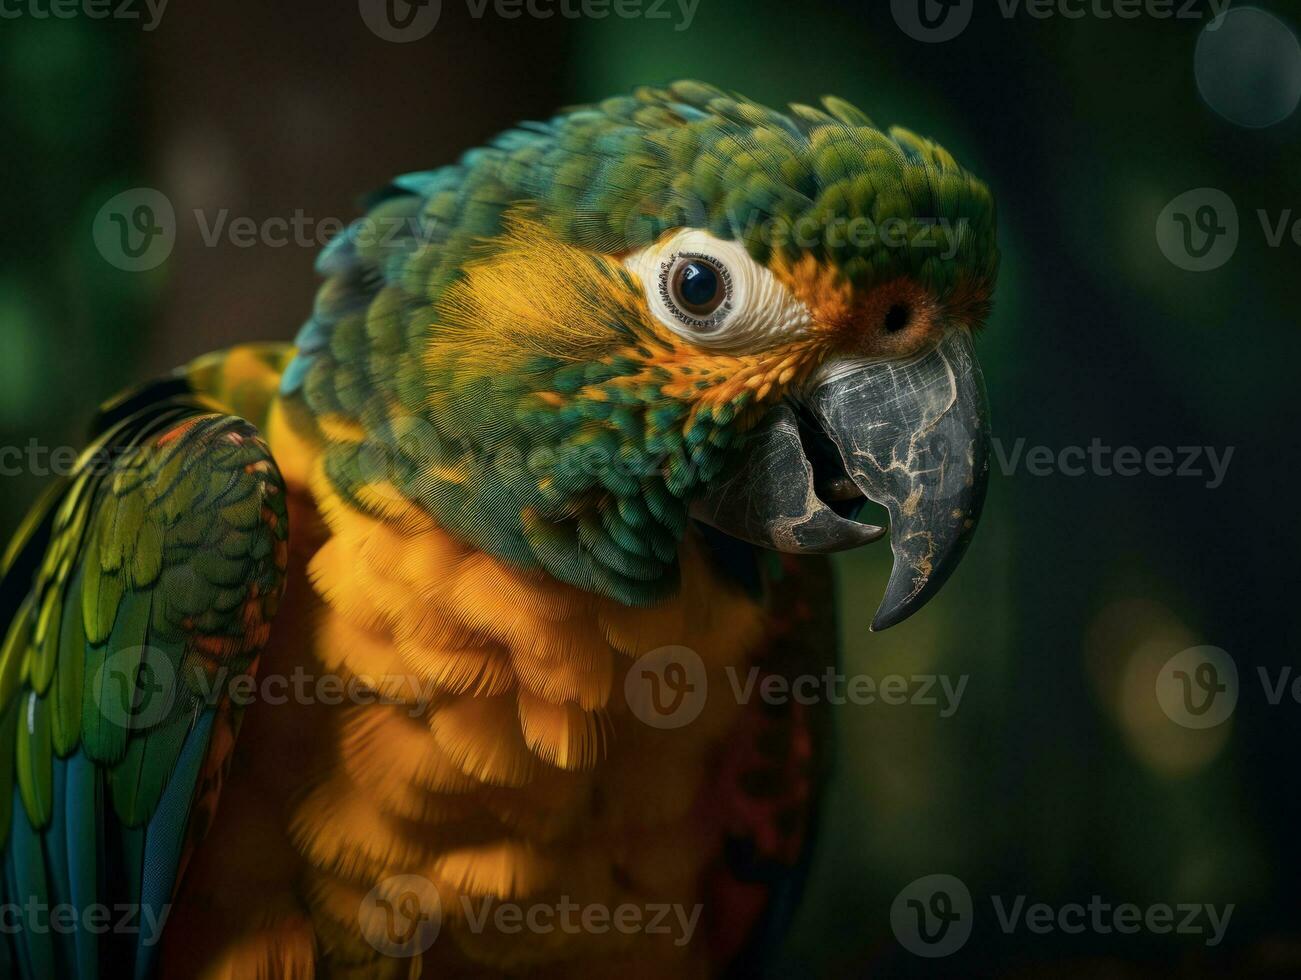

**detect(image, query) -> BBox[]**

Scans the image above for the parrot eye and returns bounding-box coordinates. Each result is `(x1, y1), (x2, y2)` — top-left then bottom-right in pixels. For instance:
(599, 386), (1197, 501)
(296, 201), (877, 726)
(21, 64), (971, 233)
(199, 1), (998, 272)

(659, 253), (733, 330)
(627, 229), (811, 352)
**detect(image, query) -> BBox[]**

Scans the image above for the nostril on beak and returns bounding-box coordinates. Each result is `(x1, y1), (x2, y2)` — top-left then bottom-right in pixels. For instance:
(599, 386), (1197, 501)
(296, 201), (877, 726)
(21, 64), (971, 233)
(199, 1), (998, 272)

(884, 303), (913, 333)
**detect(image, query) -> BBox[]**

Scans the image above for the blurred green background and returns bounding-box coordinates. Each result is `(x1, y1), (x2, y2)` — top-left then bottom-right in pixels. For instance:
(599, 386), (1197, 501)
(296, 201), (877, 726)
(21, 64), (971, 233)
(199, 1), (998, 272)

(1, 0), (1299, 975)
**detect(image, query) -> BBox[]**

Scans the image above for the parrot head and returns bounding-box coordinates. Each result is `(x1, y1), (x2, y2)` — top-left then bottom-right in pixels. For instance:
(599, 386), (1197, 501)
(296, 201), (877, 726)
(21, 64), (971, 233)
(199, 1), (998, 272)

(290, 81), (998, 629)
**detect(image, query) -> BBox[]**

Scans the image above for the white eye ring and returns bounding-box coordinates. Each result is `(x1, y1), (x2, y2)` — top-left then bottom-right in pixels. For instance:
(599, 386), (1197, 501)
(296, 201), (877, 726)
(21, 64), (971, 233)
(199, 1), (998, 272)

(657, 252), (734, 331)
(626, 229), (812, 352)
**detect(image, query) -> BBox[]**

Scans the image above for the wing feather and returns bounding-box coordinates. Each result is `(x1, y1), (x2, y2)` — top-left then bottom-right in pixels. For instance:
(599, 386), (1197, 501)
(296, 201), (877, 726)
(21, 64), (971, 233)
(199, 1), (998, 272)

(0, 389), (290, 979)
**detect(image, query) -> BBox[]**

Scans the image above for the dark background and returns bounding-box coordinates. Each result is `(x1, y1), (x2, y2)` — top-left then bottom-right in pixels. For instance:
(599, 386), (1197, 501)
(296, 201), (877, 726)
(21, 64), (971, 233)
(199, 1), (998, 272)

(1, 0), (1299, 974)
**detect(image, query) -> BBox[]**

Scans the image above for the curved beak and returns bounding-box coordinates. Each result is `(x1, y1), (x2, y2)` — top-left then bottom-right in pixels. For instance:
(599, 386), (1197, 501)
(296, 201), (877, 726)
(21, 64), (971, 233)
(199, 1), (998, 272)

(808, 329), (990, 629)
(690, 328), (990, 631)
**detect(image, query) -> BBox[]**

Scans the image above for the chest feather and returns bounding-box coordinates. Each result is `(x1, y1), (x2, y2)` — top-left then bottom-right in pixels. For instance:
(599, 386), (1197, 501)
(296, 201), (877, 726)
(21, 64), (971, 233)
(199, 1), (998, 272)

(288, 463), (766, 971)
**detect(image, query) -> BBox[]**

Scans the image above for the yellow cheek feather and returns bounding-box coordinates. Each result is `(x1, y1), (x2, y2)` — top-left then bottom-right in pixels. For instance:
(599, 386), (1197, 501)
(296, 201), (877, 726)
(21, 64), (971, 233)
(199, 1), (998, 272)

(433, 212), (644, 371)
(431, 214), (832, 442)
(293, 455), (766, 971)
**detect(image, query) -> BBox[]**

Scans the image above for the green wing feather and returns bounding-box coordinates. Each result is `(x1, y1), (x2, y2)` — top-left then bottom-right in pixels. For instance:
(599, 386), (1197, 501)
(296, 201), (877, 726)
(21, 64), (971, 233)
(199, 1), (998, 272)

(0, 386), (290, 979)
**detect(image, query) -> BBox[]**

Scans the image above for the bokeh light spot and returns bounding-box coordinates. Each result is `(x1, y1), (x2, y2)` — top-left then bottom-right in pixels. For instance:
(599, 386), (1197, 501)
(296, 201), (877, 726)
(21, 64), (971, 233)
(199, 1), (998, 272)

(1195, 6), (1301, 128)
(1085, 598), (1231, 778)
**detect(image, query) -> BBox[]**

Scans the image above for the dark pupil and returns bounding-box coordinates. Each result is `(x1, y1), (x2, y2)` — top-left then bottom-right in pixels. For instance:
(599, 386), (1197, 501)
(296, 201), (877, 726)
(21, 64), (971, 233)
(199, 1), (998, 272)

(675, 261), (722, 316)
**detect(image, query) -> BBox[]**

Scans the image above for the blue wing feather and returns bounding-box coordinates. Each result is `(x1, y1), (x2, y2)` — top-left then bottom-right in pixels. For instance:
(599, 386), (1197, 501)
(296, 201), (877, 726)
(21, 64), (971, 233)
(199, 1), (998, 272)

(135, 708), (214, 980)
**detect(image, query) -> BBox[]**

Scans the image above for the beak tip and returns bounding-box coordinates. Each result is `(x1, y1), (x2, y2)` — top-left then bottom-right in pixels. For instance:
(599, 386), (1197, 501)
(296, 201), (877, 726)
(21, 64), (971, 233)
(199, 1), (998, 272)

(868, 562), (952, 632)
(859, 522), (889, 545)
(869, 604), (913, 632)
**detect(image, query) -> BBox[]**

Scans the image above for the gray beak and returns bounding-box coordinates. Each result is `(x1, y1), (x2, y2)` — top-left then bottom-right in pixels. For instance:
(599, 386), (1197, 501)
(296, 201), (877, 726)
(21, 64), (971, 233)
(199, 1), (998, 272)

(690, 329), (990, 631)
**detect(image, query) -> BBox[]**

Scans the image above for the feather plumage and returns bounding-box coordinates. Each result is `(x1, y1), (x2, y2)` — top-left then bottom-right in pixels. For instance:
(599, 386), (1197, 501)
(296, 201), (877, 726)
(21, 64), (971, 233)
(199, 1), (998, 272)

(0, 391), (289, 978)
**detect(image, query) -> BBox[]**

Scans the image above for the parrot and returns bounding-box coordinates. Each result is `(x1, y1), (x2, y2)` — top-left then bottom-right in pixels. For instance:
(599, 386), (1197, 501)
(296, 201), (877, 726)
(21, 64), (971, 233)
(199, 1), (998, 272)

(0, 80), (997, 979)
